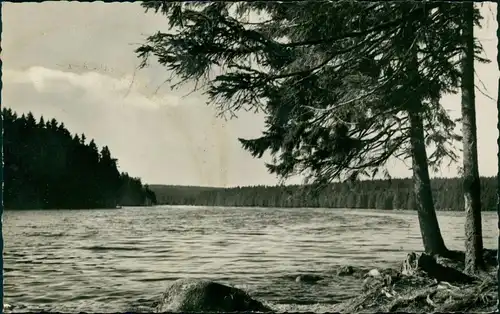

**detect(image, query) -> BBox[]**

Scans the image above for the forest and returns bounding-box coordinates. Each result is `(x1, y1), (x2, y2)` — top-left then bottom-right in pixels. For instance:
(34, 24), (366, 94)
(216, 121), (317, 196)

(150, 177), (498, 211)
(2, 107), (157, 209)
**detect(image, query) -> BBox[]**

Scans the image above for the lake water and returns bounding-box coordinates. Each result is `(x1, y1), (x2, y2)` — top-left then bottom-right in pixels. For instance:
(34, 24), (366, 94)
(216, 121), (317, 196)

(4, 206), (498, 313)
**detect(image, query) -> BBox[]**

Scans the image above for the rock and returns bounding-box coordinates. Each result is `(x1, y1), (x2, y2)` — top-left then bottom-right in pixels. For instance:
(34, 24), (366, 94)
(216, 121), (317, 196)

(295, 274), (323, 283)
(362, 276), (381, 291)
(3, 303), (29, 313)
(155, 279), (272, 313)
(401, 252), (419, 276)
(368, 269), (381, 278)
(337, 265), (355, 276)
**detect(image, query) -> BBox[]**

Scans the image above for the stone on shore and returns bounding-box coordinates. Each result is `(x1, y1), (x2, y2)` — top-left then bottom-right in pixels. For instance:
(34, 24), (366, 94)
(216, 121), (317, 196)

(337, 265), (355, 276)
(295, 274), (323, 283)
(155, 278), (272, 313)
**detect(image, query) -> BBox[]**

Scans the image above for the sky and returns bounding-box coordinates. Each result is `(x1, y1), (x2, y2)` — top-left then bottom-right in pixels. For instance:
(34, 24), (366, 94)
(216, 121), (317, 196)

(2, 2), (500, 187)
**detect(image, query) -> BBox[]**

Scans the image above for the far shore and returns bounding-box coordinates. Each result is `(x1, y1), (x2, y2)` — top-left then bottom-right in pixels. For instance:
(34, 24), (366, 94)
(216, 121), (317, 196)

(4, 204), (495, 212)
(3, 204), (154, 211)
(147, 204), (494, 212)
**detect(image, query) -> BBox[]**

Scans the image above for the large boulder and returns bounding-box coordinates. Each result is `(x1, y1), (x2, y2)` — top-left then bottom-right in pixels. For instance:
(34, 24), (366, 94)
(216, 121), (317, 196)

(156, 279), (272, 313)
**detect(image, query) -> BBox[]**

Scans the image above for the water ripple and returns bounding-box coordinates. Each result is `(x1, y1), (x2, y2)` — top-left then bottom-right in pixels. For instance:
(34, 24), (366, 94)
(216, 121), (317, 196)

(4, 206), (497, 313)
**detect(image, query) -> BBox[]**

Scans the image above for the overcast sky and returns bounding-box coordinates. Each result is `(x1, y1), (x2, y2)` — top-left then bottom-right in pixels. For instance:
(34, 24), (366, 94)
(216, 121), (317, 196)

(3, 2), (499, 187)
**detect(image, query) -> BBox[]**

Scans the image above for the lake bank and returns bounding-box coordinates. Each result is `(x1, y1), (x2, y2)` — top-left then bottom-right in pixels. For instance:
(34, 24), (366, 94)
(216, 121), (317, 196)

(150, 203), (495, 212)
(123, 248), (499, 313)
(3, 204), (154, 211)
(6, 251), (497, 313)
(334, 248), (498, 312)
(4, 203), (495, 212)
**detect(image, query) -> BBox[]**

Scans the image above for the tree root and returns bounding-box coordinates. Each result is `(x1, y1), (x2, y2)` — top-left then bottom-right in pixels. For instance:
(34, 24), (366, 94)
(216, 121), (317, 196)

(386, 287), (437, 312)
(335, 251), (498, 313)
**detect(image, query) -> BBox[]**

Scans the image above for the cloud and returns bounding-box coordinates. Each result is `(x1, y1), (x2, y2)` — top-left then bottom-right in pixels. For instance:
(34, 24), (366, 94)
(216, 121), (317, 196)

(2, 2), (282, 187)
(3, 65), (278, 187)
(3, 66), (192, 110)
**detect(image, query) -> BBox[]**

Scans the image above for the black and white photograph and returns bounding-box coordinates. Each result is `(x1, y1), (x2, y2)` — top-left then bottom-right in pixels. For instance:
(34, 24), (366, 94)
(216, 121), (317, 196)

(2, 1), (500, 313)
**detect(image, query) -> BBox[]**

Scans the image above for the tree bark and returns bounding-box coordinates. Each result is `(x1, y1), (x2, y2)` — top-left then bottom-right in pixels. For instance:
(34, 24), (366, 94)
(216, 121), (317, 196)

(0, 2), (4, 312)
(496, 1), (500, 311)
(404, 14), (448, 256)
(461, 2), (484, 275)
(408, 110), (448, 255)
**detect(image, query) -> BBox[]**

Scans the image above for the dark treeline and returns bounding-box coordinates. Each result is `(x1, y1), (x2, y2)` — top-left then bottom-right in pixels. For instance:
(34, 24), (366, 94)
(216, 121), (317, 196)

(3, 108), (157, 209)
(150, 177), (497, 211)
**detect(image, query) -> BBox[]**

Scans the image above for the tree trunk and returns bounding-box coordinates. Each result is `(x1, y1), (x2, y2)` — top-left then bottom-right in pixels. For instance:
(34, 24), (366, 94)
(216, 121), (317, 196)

(496, 1), (500, 311)
(461, 2), (484, 275)
(408, 109), (448, 256)
(404, 14), (448, 256)
(0, 3), (4, 312)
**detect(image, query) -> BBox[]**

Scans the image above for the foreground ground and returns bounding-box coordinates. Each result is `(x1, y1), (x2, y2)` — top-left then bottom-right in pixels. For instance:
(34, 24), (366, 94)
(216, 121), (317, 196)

(333, 249), (498, 313)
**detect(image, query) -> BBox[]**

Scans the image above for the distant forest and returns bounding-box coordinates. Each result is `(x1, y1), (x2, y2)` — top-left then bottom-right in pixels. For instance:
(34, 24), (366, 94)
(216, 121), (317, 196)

(5, 107), (496, 212)
(3, 108), (157, 209)
(149, 177), (498, 211)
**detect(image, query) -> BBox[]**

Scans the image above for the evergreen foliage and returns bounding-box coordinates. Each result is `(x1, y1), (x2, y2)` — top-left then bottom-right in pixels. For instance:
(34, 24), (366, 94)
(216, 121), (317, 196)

(135, 2), (485, 184)
(2, 108), (157, 209)
(149, 177), (497, 211)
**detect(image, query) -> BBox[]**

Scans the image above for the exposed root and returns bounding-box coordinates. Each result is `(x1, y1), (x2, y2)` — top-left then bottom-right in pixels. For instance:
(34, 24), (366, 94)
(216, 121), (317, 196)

(386, 286), (438, 312)
(335, 250), (498, 313)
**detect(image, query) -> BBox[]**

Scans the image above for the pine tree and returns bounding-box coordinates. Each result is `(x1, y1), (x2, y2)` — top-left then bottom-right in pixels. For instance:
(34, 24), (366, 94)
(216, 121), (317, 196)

(496, 2), (500, 310)
(136, 2), (481, 255)
(461, 2), (485, 274)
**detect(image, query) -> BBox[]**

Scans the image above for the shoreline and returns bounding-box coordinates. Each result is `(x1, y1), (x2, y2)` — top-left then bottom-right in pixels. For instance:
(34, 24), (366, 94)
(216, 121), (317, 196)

(331, 248), (498, 313)
(3, 204), (155, 211)
(4, 249), (497, 313)
(144, 204), (497, 212)
(134, 248), (499, 313)
(3, 203), (497, 212)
